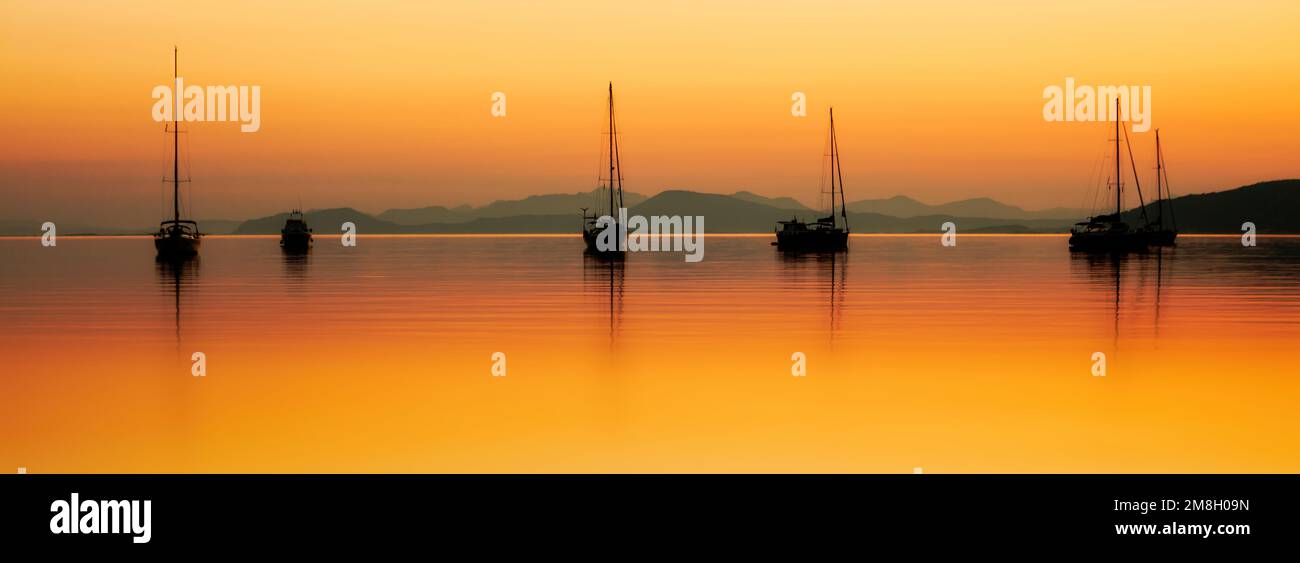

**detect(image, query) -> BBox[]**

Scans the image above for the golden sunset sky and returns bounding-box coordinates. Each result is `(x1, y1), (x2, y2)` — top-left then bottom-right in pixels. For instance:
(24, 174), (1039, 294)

(1, 0), (1297, 226)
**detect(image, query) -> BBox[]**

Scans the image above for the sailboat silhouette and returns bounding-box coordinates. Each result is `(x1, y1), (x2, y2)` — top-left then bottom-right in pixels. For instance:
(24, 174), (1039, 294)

(775, 108), (850, 252)
(1145, 130), (1179, 246)
(582, 82), (627, 257)
(583, 252), (625, 345)
(154, 47), (202, 259)
(1069, 99), (1150, 253)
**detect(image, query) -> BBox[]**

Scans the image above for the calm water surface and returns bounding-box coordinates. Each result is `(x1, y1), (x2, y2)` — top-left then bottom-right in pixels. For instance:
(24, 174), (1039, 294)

(2, 235), (1298, 472)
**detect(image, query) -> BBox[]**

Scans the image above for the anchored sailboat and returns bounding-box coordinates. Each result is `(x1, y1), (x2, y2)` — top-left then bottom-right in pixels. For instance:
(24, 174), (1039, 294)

(1068, 99), (1148, 252)
(1145, 129), (1178, 246)
(154, 47), (202, 258)
(775, 108), (849, 252)
(581, 82), (626, 256)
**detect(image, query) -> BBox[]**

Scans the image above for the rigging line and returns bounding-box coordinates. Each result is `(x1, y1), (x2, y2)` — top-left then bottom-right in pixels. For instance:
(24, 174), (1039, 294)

(1084, 131), (1108, 215)
(1094, 146), (1112, 214)
(1086, 133), (1107, 213)
(1087, 150), (1103, 214)
(606, 83), (615, 242)
(184, 123), (194, 220)
(1159, 134), (1177, 229)
(588, 95), (606, 216)
(160, 122), (169, 222)
(828, 109), (836, 220)
(1159, 130), (1170, 227)
(817, 113), (832, 215)
(1096, 154), (1113, 217)
(831, 110), (848, 227)
(1097, 126), (1116, 215)
(825, 113), (834, 215)
(1121, 125), (1148, 225)
(611, 96), (625, 211)
(172, 46), (180, 225)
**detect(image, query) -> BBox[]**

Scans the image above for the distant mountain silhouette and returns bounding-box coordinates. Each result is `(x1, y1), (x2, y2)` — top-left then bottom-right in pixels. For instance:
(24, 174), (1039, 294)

(235, 208), (402, 234)
(234, 208), (584, 234)
(376, 205), (474, 225)
(0, 218), (242, 236)
(847, 195), (1089, 220)
(608, 190), (1074, 233)
(474, 189), (647, 218)
(0, 220), (142, 236)
(729, 190), (812, 211)
(1118, 179), (1300, 234)
(376, 189), (648, 225)
(399, 214), (580, 233)
(844, 195), (936, 217)
(628, 190), (802, 232)
(193, 219), (243, 235)
(6, 180), (1294, 236)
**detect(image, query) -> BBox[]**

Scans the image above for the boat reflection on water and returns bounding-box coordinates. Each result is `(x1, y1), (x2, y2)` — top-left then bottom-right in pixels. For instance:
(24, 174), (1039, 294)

(154, 255), (200, 348)
(582, 251), (625, 346)
(1068, 246), (1172, 351)
(280, 245), (311, 284)
(777, 249), (848, 341)
(1071, 251), (1125, 349)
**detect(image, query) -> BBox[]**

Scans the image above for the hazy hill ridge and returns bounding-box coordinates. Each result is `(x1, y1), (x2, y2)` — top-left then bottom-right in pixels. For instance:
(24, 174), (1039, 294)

(376, 189), (648, 225)
(1118, 179), (1300, 234)
(220, 180), (1298, 235)
(3, 180), (1294, 236)
(846, 195), (1089, 220)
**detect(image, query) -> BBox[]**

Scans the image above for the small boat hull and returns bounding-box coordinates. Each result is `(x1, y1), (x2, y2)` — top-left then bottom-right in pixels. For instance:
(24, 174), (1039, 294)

(154, 235), (200, 258)
(774, 109), (851, 254)
(280, 233), (313, 251)
(582, 224), (626, 257)
(1146, 229), (1177, 247)
(280, 212), (313, 252)
(154, 230), (201, 258)
(775, 228), (848, 252)
(1067, 231), (1147, 252)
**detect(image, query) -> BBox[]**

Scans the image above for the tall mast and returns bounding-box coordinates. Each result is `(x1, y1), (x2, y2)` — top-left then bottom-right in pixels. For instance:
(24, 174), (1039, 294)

(828, 108), (836, 226)
(612, 84), (624, 217)
(173, 46), (180, 224)
(830, 108), (848, 230)
(608, 82), (616, 251)
(1114, 98), (1121, 216)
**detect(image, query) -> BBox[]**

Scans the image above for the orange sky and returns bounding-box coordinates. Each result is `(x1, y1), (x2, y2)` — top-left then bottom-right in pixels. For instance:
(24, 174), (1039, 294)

(1, 0), (1297, 227)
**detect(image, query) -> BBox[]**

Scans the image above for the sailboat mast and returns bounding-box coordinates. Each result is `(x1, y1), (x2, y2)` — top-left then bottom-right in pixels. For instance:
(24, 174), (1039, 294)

(173, 46), (180, 224)
(828, 108), (836, 227)
(831, 109), (848, 229)
(1114, 98), (1121, 216)
(611, 84), (624, 215)
(608, 82), (616, 251)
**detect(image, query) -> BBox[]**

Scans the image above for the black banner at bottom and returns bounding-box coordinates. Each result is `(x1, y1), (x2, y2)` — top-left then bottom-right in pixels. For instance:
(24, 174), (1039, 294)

(1, 475), (1289, 553)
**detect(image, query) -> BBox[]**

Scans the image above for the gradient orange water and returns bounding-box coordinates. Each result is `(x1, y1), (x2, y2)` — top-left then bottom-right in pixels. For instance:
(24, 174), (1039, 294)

(2, 0), (1298, 225)
(3, 235), (1298, 472)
